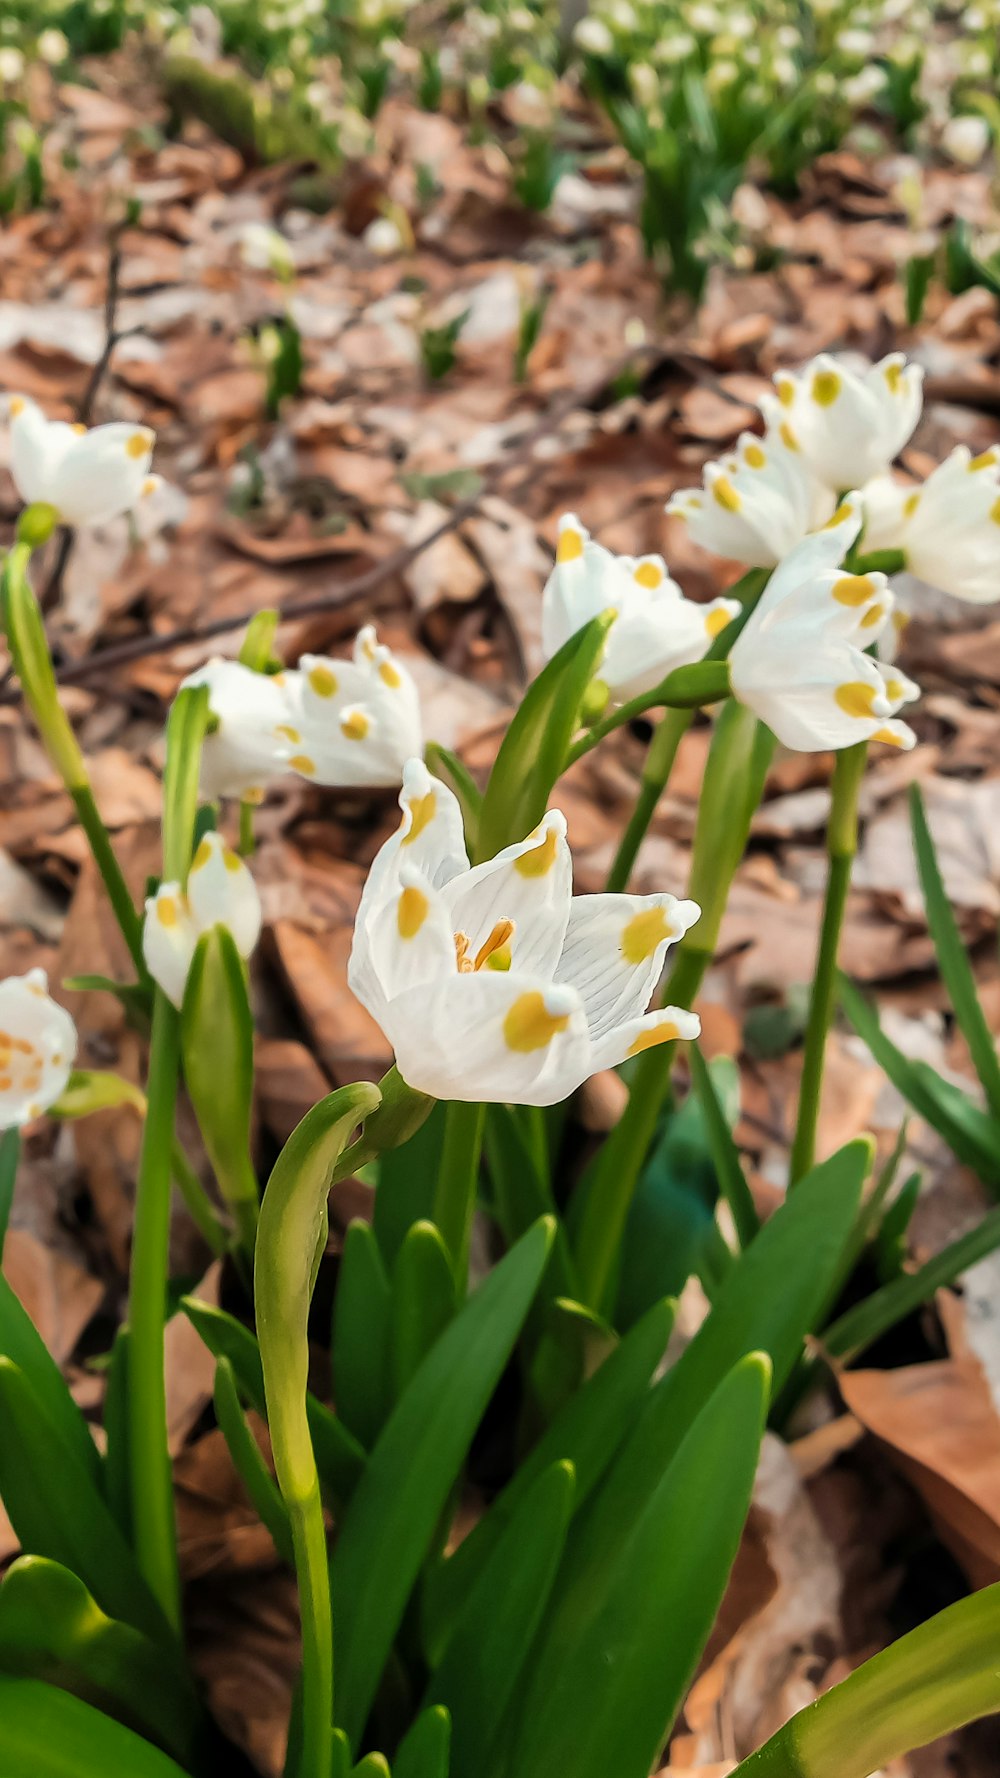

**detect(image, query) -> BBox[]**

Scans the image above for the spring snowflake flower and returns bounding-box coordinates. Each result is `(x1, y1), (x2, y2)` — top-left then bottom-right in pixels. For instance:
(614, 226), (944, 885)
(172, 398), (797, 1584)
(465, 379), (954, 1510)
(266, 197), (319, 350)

(4, 396), (156, 529)
(542, 514), (740, 701)
(143, 832), (262, 1009)
(666, 431), (835, 568)
(760, 354), (923, 495)
(286, 625), (423, 788)
(0, 971), (76, 1129)
(239, 222), (296, 279)
(941, 114), (991, 166)
(180, 658), (299, 803)
(729, 495), (920, 752)
(863, 446), (1000, 603)
(348, 760), (701, 1106)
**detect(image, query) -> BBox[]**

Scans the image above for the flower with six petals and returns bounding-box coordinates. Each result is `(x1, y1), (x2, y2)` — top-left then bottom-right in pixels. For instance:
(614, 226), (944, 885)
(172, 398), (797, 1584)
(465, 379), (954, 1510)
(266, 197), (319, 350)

(180, 658), (299, 803)
(862, 445), (1000, 604)
(348, 759), (701, 1106)
(729, 496), (920, 752)
(5, 395), (156, 529)
(667, 429), (835, 568)
(542, 513), (740, 701)
(143, 832), (262, 1008)
(0, 971), (77, 1129)
(286, 625), (423, 787)
(759, 352), (923, 494)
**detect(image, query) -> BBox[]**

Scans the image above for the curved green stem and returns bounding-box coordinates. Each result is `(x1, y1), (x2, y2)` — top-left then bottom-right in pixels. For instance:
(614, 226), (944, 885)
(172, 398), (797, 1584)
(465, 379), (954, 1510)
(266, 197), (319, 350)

(69, 785), (145, 976)
(126, 991), (182, 1631)
(434, 1100), (486, 1290)
(789, 742), (867, 1185)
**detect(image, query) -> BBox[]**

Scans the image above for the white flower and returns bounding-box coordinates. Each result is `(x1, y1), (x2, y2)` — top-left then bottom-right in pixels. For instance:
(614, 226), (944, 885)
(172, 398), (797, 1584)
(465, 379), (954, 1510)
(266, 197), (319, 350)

(542, 514), (740, 701)
(760, 353), (923, 494)
(836, 27), (875, 56)
(286, 625), (423, 788)
(239, 222), (295, 279)
(179, 658), (299, 802)
(363, 216), (404, 257)
(573, 16), (614, 55)
(941, 114), (991, 166)
(863, 446), (1000, 603)
(667, 431), (835, 569)
(37, 28), (69, 62)
(143, 832), (262, 1008)
(0, 48), (24, 84)
(843, 65), (886, 106)
(5, 396), (156, 528)
(0, 971), (76, 1128)
(729, 496), (920, 752)
(348, 760), (701, 1106)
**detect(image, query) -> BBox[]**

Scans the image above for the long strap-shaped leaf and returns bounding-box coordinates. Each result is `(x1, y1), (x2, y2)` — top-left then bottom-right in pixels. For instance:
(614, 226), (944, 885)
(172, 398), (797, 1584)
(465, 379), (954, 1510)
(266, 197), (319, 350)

(0, 1675), (192, 1777)
(0, 1273), (103, 1488)
(331, 1217), (554, 1751)
(509, 1354), (770, 1778)
(732, 1581), (1000, 1778)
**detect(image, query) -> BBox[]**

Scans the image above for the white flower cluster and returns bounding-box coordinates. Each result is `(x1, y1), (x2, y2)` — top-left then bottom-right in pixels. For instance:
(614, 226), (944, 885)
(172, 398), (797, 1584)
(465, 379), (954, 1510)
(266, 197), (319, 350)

(3, 396), (158, 529)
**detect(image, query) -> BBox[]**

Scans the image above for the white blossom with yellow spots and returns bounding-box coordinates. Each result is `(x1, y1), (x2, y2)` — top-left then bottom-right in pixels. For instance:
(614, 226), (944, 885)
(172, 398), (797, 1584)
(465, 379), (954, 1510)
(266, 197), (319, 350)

(180, 658), (300, 803)
(286, 625), (423, 787)
(666, 430), (835, 568)
(862, 445), (1000, 604)
(4, 395), (156, 528)
(0, 970), (77, 1129)
(542, 514), (740, 700)
(348, 759), (701, 1106)
(759, 353), (923, 494)
(142, 832), (262, 1009)
(729, 495), (920, 752)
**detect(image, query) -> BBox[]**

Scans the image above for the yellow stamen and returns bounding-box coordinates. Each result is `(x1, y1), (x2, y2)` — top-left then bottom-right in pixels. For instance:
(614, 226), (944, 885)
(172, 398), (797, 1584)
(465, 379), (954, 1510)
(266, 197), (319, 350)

(811, 368), (841, 406)
(308, 664), (338, 698)
(515, 826), (559, 878)
(832, 574), (876, 607)
(622, 905), (674, 965)
(503, 991), (570, 1053)
(473, 918), (515, 971)
(834, 681), (878, 719)
(398, 885), (429, 939)
(402, 790), (436, 846)
(557, 527), (584, 564)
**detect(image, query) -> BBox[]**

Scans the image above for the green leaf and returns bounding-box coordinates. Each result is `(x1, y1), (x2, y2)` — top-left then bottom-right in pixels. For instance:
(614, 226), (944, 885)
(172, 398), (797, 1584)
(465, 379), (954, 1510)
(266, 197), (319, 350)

(874, 1171), (921, 1281)
(0, 1557), (200, 1764)
(0, 1360), (171, 1646)
(910, 784), (1000, 1119)
(102, 1327), (132, 1539)
(476, 613), (615, 860)
(390, 1221), (456, 1400)
(181, 926), (258, 1254)
(427, 1460), (574, 1776)
(50, 1069), (146, 1120)
(423, 743), (482, 852)
(0, 1676), (194, 1777)
(840, 975), (1000, 1184)
(373, 1102), (446, 1269)
(0, 1127), (18, 1254)
(537, 1141), (867, 1672)
(331, 1217), (554, 1751)
(161, 683), (211, 883)
(394, 1705), (451, 1778)
(214, 1358), (293, 1564)
(512, 1355), (769, 1778)
(353, 1758), (391, 1778)
(424, 1295), (673, 1658)
(181, 1296), (365, 1510)
(732, 1581), (1000, 1778)
(0, 1272), (102, 1491)
(332, 1221), (393, 1448)
(824, 1202), (1000, 1364)
(689, 1048), (760, 1247)
(61, 975), (150, 1023)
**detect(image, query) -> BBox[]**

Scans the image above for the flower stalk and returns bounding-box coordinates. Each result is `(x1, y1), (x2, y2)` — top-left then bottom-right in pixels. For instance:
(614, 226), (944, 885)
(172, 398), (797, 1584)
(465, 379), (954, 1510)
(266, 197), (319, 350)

(790, 740), (867, 1184)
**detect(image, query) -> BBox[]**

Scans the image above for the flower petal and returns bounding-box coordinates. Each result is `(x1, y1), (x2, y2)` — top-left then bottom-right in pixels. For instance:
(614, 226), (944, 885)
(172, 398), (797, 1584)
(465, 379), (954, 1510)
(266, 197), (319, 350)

(385, 970), (592, 1106)
(51, 423), (156, 527)
(0, 969), (77, 1126)
(443, 809), (573, 978)
(554, 892), (700, 1042)
(186, 831), (262, 959)
(591, 1005), (701, 1072)
(361, 867), (457, 1019)
(142, 884), (199, 1009)
(181, 658), (297, 800)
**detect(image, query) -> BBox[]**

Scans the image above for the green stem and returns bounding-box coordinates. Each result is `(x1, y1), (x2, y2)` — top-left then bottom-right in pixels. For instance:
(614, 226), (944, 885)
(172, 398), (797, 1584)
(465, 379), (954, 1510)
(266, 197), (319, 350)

(290, 1484), (335, 1778)
(606, 706), (690, 893)
(434, 1100), (486, 1287)
(126, 991), (182, 1631)
(170, 1138), (229, 1258)
(851, 547), (907, 576)
(239, 799), (255, 858)
(789, 743), (867, 1186)
(0, 1127), (20, 1258)
(70, 786), (145, 977)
